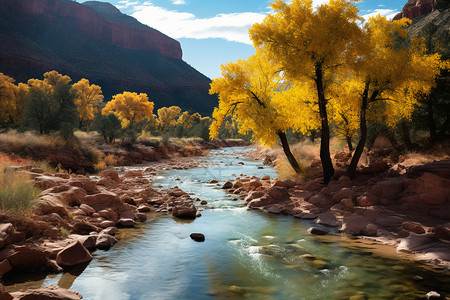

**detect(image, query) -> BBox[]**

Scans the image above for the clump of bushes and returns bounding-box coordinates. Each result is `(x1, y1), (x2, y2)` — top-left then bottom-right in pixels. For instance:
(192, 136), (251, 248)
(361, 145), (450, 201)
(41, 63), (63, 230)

(0, 157), (40, 214)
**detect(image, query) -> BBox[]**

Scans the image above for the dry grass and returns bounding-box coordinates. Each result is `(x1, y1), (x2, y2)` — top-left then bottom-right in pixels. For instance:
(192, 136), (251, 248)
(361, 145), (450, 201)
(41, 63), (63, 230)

(0, 155), (40, 214)
(0, 130), (64, 153)
(74, 130), (102, 148)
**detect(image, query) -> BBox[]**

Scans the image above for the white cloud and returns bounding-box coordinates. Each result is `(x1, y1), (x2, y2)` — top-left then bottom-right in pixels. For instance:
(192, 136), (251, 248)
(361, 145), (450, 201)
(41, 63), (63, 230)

(115, 0), (139, 9)
(171, 0), (186, 4)
(361, 8), (399, 21)
(132, 3), (266, 44)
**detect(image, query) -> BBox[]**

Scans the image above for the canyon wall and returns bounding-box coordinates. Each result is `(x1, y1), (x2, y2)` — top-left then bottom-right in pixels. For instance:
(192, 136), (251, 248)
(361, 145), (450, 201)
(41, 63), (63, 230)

(0, 0), (182, 59)
(394, 0), (436, 20)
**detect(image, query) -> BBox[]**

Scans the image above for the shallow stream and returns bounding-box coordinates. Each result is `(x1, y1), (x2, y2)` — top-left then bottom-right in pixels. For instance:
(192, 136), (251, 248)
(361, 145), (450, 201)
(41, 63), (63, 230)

(4, 147), (450, 299)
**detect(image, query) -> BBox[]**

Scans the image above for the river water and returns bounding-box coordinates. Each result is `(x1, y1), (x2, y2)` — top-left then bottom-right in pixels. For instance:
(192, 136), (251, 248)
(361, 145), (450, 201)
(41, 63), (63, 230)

(4, 147), (450, 299)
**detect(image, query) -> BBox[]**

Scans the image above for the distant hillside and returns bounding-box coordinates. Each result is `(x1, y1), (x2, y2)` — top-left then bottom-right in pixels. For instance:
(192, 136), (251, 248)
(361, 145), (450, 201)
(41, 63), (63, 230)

(0, 0), (218, 115)
(83, 1), (149, 29)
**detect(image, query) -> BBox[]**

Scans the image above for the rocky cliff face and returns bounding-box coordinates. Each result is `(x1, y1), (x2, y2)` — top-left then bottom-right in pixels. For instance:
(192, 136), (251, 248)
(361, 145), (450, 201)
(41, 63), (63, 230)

(0, 0), (182, 59)
(394, 0), (436, 20)
(0, 0), (217, 115)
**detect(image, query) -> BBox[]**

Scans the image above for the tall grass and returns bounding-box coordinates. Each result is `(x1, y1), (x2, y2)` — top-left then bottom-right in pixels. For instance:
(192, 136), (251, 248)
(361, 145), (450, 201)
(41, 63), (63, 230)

(0, 130), (64, 153)
(0, 159), (40, 214)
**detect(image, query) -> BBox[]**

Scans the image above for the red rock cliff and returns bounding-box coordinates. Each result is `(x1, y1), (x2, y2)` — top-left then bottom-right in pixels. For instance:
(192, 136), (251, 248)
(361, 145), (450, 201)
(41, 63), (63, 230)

(394, 0), (436, 20)
(0, 0), (182, 60)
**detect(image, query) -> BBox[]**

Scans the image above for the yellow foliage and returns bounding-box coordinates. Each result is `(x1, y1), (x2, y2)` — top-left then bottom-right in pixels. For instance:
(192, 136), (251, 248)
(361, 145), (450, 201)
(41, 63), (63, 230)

(72, 78), (104, 126)
(157, 106), (181, 131)
(177, 111), (201, 128)
(43, 70), (71, 88)
(250, 0), (363, 83)
(102, 91), (154, 128)
(0, 73), (18, 124)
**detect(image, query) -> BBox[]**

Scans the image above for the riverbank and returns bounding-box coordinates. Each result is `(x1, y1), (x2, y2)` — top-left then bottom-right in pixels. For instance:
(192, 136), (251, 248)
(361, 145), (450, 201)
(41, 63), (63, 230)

(0, 144), (449, 299)
(0, 141), (248, 299)
(230, 143), (450, 272)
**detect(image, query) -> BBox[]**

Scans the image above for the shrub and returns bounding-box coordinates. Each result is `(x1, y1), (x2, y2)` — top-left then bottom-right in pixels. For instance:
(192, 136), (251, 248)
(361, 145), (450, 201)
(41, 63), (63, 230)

(0, 162), (40, 214)
(0, 130), (64, 153)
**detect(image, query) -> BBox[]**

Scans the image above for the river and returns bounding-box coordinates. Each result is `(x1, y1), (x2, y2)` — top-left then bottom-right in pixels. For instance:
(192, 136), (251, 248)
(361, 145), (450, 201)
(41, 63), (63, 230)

(4, 147), (450, 299)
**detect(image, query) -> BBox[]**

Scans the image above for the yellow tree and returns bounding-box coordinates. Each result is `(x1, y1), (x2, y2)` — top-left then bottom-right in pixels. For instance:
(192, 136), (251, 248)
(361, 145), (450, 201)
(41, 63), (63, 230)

(72, 78), (104, 127)
(340, 16), (445, 177)
(43, 70), (71, 88)
(250, 0), (364, 183)
(210, 50), (314, 174)
(177, 111), (201, 128)
(102, 92), (154, 128)
(157, 106), (181, 131)
(0, 73), (17, 125)
(10, 83), (29, 124)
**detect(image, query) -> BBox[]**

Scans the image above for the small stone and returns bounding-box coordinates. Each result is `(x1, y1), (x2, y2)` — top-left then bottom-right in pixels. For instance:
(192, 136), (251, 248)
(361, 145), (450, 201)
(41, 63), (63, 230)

(307, 227), (330, 235)
(190, 233), (205, 242)
(118, 218), (135, 228)
(426, 291), (441, 300)
(200, 200), (208, 205)
(222, 181), (233, 189)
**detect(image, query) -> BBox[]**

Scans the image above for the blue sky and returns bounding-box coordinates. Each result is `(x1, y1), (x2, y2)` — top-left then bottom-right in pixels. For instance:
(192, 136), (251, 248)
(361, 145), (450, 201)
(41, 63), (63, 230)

(90, 0), (407, 79)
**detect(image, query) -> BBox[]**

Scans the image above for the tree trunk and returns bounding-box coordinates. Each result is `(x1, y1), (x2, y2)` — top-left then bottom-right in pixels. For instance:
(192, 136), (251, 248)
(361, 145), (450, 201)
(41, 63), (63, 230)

(277, 131), (302, 175)
(400, 120), (412, 149)
(346, 135), (353, 152)
(347, 84), (378, 179)
(315, 63), (334, 184)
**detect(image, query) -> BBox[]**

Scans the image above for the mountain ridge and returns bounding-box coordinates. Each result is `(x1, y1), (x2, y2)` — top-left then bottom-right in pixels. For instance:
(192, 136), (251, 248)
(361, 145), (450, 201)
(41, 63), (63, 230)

(0, 0), (217, 115)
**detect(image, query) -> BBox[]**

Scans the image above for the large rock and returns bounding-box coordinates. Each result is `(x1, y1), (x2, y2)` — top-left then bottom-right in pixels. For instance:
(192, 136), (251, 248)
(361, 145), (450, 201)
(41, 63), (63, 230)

(68, 178), (97, 193)
(397, 233), (436, 253)
(0, 223), (14, 249)
(34, 175), (68, 190)
(404, 172), (450, 205)
(340, 216), (371, 235)
(369, 177), (406, 201)
(307, 227), (330, 235)
(95, 233), (118, 250)
(71, 221), (99, 235)
(316, 212), (339, 227)
(332, 188), (355, 203)
(118, 218), (135, 228)
(100, 169), (120, 182)
(56, 241), (93, 268)
(172, 204), (197, 219)
(33, 195), (68, 217)
(81, 192), (123, 212)
(68, 234), (97, 250)
(0, 259), (12, 277)
(0, 245), (48, 271)
(409, 160), (450, 179)
(0, 283), (12, 300)
(267, 186), (290, 202)
(10, 285), (82, 300)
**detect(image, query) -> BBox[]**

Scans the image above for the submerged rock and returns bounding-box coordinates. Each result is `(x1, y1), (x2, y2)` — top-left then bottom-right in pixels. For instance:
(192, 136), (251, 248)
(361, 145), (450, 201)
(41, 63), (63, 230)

(10, 284), (82, 300)
(307, 227), (330, 235)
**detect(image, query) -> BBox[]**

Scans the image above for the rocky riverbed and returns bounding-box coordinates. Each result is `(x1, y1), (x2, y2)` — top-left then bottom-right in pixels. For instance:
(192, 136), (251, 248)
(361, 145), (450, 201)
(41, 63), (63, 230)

(0, 146), (449, 299)
(223, 159), (450, 271)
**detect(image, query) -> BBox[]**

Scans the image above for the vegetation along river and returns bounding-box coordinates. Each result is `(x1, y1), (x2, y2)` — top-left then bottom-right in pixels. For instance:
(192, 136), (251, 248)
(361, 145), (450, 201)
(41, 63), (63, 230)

(4, 147), (450, 299)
